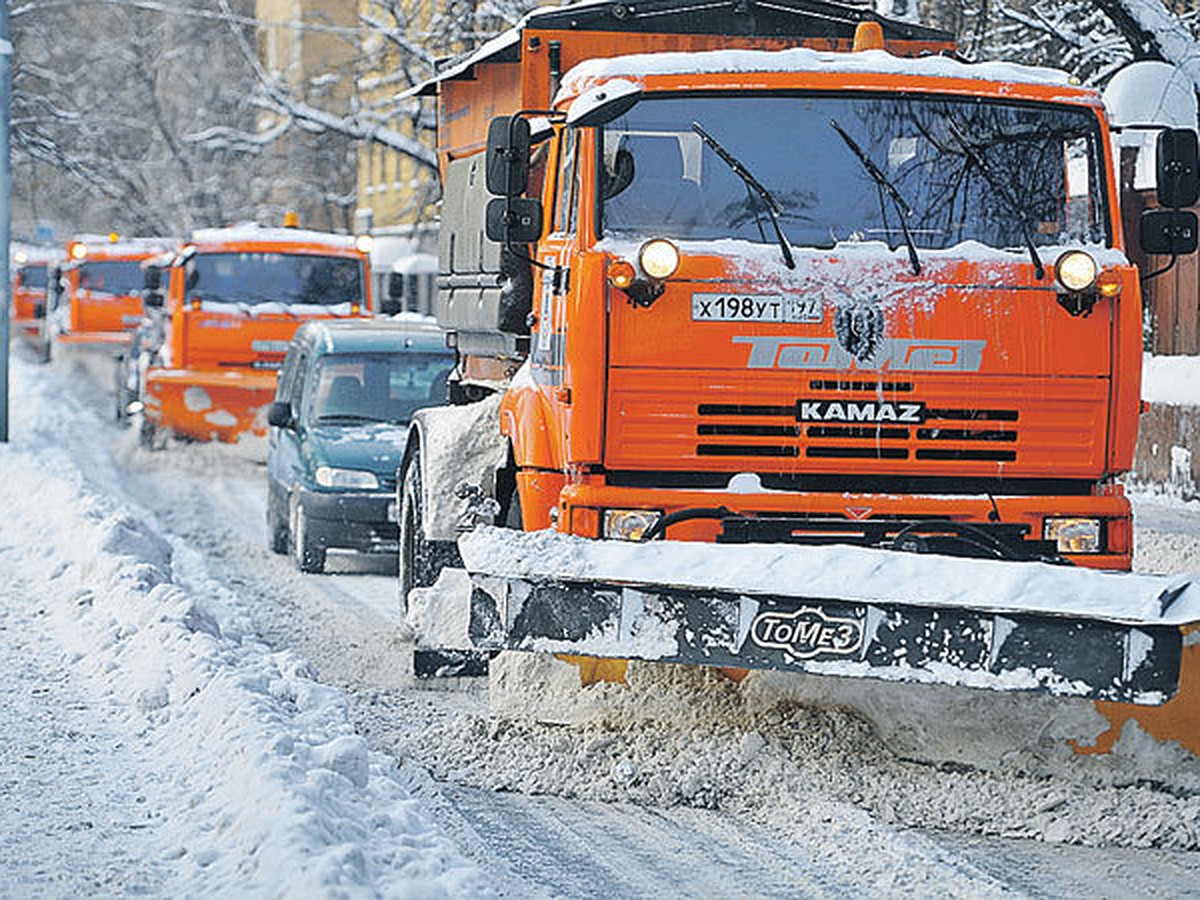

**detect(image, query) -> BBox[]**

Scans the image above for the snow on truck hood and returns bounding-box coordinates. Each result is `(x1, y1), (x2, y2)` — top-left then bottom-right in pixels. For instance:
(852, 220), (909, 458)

(459, 527), (1200, 628)
(556, 47), (1083, 106)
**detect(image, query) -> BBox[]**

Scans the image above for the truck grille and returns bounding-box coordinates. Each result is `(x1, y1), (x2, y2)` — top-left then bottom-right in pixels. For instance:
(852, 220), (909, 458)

(606, 369), (1108, 477)
(696, 386), (1019, 462)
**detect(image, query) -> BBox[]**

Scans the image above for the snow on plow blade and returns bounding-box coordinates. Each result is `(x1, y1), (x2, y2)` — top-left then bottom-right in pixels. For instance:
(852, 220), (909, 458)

(438, 527), (1200, 705)
(143, 368), (276, 442)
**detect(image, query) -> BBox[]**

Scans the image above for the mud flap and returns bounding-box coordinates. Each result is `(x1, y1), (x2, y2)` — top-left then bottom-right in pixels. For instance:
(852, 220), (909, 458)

(461, 574), (1182, 704)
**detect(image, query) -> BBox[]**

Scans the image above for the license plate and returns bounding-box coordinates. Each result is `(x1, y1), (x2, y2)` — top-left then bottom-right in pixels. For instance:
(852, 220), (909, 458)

(691, 293), (822, 323)
(386, 500), (399, 523)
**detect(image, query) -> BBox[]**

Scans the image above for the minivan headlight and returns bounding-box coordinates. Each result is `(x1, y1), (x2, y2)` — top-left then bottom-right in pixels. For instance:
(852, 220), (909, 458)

(315, 466), (379, 490)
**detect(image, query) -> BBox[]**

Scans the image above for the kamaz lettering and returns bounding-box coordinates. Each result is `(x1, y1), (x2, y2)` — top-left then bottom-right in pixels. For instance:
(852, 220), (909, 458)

(734, 336), (986, 371)
(798, 400), (925, 423)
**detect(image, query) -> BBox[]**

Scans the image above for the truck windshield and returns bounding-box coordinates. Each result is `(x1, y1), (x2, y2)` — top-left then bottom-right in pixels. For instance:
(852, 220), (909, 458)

(77, 261), (144, 296)
(308, 351), (453, 425)
(599, 93), (1109, 252)
(18, 265), (48, 289)
(187, 252), (366, 308)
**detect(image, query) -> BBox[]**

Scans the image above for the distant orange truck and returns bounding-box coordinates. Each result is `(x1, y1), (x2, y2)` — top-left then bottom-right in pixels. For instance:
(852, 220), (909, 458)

(127, 224), (374, 445)
(56, 235), (171, 353)
(10, 247), (59, 361)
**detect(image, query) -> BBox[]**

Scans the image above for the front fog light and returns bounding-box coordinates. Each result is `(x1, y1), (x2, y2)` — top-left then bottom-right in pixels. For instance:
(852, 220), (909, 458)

(1043, 517), (1101, 553)
(639, 239), (680, 280)
(1055, 251), (1097, 293)
(315, 466), (380, 490)
(603, 509), (662, 541)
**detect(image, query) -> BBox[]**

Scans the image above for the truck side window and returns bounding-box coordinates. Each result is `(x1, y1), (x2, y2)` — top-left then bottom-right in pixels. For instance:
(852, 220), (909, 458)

(553, 129), (578, 235)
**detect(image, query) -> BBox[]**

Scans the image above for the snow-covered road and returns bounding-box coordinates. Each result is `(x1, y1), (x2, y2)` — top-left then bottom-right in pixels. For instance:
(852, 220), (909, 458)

(2, 345), (1199, 897)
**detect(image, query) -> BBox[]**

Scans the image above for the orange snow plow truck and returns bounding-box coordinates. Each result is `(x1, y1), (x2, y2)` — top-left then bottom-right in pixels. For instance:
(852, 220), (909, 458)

(56, 235), (170, 353)
(400, 0), (1200, 789)
(126, 224), (373, 445)
(10, 246), (60, 361)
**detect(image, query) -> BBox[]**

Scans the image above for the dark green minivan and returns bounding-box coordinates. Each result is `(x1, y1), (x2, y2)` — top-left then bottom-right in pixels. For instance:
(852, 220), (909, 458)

(266, 318), (453, 573)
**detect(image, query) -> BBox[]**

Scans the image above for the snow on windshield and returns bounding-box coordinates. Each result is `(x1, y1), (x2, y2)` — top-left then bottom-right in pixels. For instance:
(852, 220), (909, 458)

(186, 252), (366, 308)
(599, 93), (1109, 253)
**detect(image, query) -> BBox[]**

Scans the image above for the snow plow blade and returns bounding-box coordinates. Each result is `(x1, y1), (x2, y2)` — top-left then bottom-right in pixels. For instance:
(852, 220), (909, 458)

(143, 368), (276, 442)
(423, 527), (1200, 706)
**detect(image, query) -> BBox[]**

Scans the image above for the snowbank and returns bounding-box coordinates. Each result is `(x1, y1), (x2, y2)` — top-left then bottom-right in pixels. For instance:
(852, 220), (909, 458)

(0, 355), (485, 896)
(1143, 353), (1200, 406)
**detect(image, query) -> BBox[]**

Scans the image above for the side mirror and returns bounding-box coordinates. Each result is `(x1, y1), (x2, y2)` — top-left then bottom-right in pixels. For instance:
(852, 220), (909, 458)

(1140, 208), (1199, 255)
(143, 267), (162, 291)
(486, 116), (531, 197)
(143, 290), (165, 309)
(267, 400), (294, 430)
(1157, 128), (1200, 208)
(486, 197), (543, 244)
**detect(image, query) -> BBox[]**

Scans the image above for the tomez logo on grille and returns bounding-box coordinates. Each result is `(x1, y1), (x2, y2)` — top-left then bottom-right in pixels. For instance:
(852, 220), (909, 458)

(749, 607), (865, 660)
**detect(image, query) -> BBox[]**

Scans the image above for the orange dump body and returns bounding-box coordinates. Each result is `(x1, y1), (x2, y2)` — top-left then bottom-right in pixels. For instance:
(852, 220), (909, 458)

(142, 231), (372, 442)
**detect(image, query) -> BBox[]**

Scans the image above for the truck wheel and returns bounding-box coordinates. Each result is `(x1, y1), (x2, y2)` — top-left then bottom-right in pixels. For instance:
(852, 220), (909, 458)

(398, 456), (458, 610)
(36, 339), (51, 364)
(290, 497), (325, 574)
(267, 489), (288, 554)
(113, 356), (129, 424)
(138, 416), (161, 450)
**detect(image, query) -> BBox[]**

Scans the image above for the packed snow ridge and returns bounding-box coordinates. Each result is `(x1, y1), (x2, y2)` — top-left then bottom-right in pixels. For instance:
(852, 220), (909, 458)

(0, 360), (486, 897)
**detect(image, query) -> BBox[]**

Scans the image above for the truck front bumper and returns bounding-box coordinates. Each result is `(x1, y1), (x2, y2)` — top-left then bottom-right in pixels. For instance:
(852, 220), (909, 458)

(555, 482), (1133, 570)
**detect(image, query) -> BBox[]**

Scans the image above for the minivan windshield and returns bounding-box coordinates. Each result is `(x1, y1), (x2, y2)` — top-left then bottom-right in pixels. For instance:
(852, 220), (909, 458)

(599, 93), (1109, 252)
(186, 252), (366, 308)
(307, 351), (453, 425)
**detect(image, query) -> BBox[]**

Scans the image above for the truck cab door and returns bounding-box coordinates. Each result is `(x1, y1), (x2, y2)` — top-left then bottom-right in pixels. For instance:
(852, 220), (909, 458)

(528, 126), (585, 466)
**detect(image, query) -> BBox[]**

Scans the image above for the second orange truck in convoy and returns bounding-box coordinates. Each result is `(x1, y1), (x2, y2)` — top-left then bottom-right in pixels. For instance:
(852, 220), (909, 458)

(123, 223), (373, 445)
(397, 0), (1200, 788)
(55, 234), (171, 354)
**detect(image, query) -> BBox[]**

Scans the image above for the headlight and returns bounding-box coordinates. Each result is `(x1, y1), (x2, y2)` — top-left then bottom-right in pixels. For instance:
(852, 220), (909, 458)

(314, 466), (379, 490)
(1043, 517), (1101, 554)
(603, 509), (662, 541)
(639, 239), (680, 280)
(1055, 251), (1097, 293)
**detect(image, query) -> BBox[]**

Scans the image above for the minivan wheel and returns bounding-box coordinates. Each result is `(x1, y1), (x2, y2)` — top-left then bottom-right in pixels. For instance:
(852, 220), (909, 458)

(267, 488), (288, 554)
(290, 496), (325, 574)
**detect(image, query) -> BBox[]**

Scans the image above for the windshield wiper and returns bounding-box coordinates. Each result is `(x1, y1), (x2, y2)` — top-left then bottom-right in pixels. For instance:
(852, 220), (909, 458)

(943, 118), (1045, 280)
(830, 119), (922, 276)
(691, 121), (795, 270)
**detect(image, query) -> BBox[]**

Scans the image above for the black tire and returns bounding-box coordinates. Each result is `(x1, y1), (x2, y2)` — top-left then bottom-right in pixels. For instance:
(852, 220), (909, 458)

(504, 483), (523, 529)
(290, 496), (326, 574)
(138, 415), (160, 450)
(267, 487), (289, 554)
(114, 355), (129, 424)
(398, 455), (458, 611)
